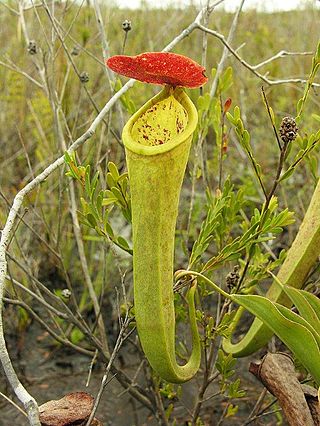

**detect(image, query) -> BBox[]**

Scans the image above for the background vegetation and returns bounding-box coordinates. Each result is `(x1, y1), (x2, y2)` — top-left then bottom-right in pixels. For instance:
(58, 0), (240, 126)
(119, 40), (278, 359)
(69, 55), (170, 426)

(0, 1), (319, 424)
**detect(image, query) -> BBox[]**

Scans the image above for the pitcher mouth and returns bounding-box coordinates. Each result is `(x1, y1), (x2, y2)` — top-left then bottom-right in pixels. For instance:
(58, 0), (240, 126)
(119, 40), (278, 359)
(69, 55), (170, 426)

(122, 86), (198, 156)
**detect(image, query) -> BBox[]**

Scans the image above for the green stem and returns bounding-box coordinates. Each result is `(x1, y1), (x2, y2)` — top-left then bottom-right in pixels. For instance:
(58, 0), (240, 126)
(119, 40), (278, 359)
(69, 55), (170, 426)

(123, 87), (201, 383)
(175, 270), (230, 300)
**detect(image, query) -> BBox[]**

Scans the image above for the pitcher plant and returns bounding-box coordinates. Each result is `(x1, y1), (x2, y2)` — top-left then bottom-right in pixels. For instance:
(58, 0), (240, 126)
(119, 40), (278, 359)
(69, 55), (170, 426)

(107, 52), (207, 383)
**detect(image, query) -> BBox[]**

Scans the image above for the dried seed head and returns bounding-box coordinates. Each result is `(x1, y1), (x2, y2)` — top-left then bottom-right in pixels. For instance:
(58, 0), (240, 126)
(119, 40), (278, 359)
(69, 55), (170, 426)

(226, 265), (240, 290)
(28, 40), (37, 55)
(122, 19), (132, 32)
(279, 117), (298, 144)
(71, 46), (80, 56)
(80, 71), (89, 83)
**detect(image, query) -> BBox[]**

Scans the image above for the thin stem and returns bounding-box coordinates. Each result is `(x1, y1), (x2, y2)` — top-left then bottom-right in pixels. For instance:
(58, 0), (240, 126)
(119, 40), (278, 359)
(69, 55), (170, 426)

(265, 141), (288, 207)
(175, 270), (230, 299)
(0, 391), (28, 418)
(247, 150), (268, 199)
(261, 86), (282, 151)
(122, 31), (128, 54)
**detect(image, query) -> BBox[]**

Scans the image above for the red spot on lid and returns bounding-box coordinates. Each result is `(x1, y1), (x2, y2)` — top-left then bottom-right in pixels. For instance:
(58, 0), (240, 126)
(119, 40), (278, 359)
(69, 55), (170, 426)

(106, 52), (208, 88)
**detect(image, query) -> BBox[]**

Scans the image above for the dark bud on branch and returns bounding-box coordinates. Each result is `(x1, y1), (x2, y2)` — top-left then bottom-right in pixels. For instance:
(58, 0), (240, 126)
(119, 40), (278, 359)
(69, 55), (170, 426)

(122, 19), (132, 32)
(279, 117), (298, 144)
(71, 46), (80, 56)
(28, 40), (37, 55)
(80, 72), (89, 83)
(226, 265), (240, 290)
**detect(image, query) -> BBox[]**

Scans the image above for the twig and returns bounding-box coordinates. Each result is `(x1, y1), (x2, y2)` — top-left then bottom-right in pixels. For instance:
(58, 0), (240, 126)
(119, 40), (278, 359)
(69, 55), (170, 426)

(5, 275), (69, 319)
(252, 50), (313, 70)
(92, 0), (115, 88)
(0, 59), (43, 89)
(86, 349), (99, 387)
(3, 297), (95, 358)
(197, 23), (320, 87)
(244, 388), (268, 425)
(0, 1), (19, 15)
(85, 318), (135, 426)
(261, 86), (283, 151)
(210, 0), (245, 98)
(0, 391), (28, 418)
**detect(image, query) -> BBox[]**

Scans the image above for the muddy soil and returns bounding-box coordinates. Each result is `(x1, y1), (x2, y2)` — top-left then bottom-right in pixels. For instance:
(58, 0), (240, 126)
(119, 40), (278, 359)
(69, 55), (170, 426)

(0, 320), (285, 426)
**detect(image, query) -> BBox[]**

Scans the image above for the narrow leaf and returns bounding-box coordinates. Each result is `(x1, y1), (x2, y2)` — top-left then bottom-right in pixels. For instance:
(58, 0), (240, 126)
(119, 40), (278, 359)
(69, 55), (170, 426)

(232, 294), (320, 385)
(270, 272), (320, 332)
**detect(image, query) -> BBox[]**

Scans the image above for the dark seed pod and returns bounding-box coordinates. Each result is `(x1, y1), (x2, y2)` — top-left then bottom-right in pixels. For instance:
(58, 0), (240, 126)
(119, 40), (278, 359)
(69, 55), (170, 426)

(71, 46), (80, 56)
(279, 117), (298, 144)
(27, 40), (37, 55)
(122, 19), (132, 32)
(79, 72), (89, 83)
(226, 265), (240, 290)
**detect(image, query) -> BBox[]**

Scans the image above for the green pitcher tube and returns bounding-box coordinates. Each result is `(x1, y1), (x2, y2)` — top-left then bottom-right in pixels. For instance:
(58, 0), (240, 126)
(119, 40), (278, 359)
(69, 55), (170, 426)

(122, 86), (201, 383)
(223, 178), (320, 357)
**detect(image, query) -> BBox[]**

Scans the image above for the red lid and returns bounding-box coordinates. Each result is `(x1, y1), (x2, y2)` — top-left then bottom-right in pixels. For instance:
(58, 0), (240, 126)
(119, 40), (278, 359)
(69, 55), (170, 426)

(106, 52), (208, 88)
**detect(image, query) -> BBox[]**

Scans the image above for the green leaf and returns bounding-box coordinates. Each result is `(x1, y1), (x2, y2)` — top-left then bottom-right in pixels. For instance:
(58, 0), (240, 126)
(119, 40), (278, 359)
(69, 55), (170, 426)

(117, 236), (130, 250)
(316, 41), (320, 61)
(299, 289), (320, 321)
(279, 168), (295, 182)
(268, 106), (275, 126)
(70, 328), (84, 344)
(242, 130), (250, 149)
(102, 197), (118, 206)
(106, 172), (116, 189)
(64, 151), (72, 164)
(90, 171), (99, 200)
(226, 404), (238, 418)
(86, 213), (97, 228)
(219, 66), (233, 93)
(108, 161), (120, 180)
(104, 221), (114, 238)
(234, 106), (240, 121)
(111, 186), (125, 203)
(296, 98), (303, 116)
(216, 349), (236, 380)
(227, 378), (246, 398)
(232, 294), (320, 385)
(84, 165), (91, 196)
(270, 272), (320, 332)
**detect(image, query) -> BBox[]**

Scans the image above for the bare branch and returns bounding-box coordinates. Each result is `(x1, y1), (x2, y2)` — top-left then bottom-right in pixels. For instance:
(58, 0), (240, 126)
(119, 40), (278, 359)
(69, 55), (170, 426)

(0, 59), (44, 89)
(0, 1), (19, 15)
(252, 50), (313, 70)
(210, 0), (245, 97)
(197, 23), (320, 87)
